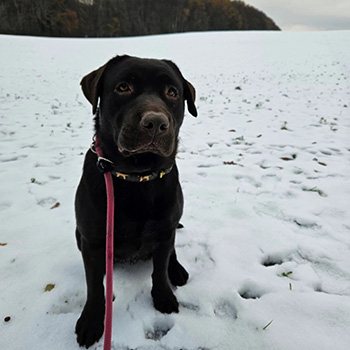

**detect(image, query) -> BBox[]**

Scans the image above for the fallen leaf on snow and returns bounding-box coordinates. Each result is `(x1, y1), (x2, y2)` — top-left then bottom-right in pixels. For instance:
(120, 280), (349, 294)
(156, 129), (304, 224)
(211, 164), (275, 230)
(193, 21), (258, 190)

(45, 284), (55, 292)
(50, 202), (60, 209)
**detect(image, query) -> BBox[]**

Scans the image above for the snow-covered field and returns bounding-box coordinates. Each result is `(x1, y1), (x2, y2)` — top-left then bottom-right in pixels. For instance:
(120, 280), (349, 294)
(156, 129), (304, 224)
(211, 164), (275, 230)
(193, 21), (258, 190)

(1, 31), (350, 350)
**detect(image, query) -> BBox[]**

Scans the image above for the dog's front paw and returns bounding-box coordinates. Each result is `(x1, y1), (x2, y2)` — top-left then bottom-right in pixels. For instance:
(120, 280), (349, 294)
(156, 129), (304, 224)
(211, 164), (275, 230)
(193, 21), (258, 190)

(151, 287), (179, 314)
(75, 303), (104, 348)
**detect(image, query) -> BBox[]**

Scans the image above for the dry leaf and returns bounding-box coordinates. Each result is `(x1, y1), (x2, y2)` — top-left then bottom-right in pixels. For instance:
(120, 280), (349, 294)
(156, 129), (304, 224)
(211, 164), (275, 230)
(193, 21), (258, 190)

(45, 284), (55, 292)
(50, 202), (60, 210)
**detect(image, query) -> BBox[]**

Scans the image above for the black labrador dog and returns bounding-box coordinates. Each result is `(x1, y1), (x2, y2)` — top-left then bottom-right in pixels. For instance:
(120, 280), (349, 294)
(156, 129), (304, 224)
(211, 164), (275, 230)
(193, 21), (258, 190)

(75, 55), (197, 348)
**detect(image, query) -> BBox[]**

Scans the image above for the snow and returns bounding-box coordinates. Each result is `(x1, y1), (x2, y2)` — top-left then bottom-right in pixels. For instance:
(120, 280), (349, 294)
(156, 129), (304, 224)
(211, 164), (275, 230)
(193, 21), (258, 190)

(1, 30), (350, 350)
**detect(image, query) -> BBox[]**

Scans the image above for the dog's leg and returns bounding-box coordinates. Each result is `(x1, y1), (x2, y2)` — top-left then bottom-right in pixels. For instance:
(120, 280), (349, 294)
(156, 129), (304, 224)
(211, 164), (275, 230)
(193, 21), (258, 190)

(75, 228), (82, 251)
(76, 241), (106, 348)
(151, 233), (179, 313)
(168, 249), (189, 287)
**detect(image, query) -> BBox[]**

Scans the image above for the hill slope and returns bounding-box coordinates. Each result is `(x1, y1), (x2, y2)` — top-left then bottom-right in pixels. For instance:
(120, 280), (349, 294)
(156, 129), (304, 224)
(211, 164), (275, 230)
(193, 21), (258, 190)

(0, 31), (350, 350)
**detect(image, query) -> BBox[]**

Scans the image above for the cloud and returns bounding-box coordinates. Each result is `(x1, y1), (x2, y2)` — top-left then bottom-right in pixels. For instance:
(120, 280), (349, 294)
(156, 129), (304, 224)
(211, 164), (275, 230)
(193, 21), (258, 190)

(246, 0), (350, 31)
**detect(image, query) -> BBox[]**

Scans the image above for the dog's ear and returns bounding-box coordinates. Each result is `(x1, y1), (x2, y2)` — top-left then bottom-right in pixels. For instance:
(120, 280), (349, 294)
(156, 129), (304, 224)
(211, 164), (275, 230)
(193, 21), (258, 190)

(80, 63), (108, 114)
(163, 60), (198, 117)
(184, 79), (198, 117)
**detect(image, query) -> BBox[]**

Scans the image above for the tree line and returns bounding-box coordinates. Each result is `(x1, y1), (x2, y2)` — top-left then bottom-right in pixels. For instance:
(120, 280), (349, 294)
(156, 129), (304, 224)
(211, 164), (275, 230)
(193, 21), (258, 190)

(0, 0), (280, 37)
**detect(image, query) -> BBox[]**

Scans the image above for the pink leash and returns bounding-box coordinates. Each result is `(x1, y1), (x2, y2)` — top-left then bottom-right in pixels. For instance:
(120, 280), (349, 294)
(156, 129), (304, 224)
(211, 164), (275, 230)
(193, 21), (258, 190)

(94, 139), (114, 350)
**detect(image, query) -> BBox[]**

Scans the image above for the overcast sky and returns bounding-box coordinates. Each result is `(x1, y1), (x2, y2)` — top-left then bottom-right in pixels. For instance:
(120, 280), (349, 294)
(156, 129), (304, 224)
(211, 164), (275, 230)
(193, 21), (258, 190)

(246, 0), (350, 31)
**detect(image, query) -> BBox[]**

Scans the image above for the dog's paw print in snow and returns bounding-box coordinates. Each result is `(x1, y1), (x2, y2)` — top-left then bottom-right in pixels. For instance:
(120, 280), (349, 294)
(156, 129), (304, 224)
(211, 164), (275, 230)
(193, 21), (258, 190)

(238, 280), (267, 300)
(111, 346), (133, 350)
(261, 253), (286, 267)
(49, 292), (85, 315)
(144, 316), (174, 341)
(234, 174), (262, 189)
(214, 298), (238, 319)
(261, 251), (323, 293)
(179, 241), (215, 274)
(254, 202), (320, 229)
(179, 301), (200, 312)
(37, 196), (59, 208)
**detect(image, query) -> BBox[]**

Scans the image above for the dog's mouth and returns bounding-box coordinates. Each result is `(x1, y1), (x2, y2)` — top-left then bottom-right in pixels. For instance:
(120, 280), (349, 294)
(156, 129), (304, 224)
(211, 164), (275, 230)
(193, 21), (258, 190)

(117, 136), (174, 158)
(118, 143), (173, 157)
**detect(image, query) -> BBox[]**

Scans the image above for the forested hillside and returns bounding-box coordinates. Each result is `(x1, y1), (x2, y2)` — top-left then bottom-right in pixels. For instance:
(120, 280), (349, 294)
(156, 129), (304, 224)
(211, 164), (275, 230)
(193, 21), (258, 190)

(0, 0), (280, 37)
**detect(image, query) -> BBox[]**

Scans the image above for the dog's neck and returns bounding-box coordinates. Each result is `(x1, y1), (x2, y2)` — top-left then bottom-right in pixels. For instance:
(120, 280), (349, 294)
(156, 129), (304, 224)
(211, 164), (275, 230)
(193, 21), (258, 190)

(92, 137), (175, 182)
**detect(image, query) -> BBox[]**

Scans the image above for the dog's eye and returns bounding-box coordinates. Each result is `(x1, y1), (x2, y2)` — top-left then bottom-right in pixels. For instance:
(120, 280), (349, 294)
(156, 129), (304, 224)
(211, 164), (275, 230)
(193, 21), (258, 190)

(115, 82), (132, 94)
(167, 87), (178, 98)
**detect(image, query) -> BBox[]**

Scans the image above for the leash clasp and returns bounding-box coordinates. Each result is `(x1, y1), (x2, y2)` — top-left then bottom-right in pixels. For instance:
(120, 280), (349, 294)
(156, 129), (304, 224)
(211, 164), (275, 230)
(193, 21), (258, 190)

(96, 157), (115, 174)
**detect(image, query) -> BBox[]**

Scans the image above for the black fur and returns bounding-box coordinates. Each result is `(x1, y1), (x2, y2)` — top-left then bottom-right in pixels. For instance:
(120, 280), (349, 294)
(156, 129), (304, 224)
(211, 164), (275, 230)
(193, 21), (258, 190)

(74, 55), (197, 348)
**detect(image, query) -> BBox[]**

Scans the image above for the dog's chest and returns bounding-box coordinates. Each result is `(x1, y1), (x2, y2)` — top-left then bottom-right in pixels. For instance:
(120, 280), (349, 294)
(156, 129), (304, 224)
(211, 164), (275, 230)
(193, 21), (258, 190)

(113, 216), (160, 263)
(110, 178), (180, 263)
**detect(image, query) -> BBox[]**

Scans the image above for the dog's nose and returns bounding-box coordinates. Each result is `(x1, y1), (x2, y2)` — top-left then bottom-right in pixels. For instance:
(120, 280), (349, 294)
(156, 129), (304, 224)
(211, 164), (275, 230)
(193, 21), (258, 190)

(140, 113), (169, 135)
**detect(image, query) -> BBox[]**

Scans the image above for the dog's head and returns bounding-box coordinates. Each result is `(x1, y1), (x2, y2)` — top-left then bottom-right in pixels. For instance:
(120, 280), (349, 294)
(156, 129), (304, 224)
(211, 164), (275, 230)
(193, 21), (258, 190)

(81, 55), (197, 172)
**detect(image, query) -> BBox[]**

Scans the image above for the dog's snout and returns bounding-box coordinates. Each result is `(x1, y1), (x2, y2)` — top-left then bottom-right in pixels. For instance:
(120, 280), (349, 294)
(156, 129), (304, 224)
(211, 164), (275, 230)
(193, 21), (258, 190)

(140, 113), (169, 135)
